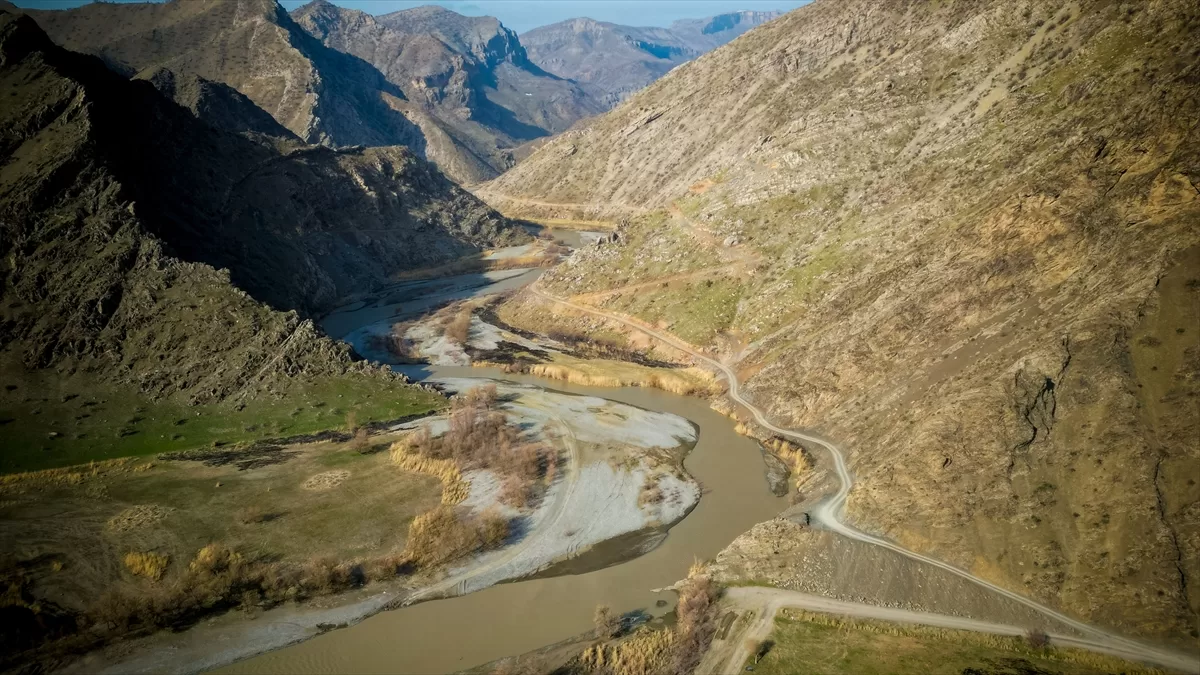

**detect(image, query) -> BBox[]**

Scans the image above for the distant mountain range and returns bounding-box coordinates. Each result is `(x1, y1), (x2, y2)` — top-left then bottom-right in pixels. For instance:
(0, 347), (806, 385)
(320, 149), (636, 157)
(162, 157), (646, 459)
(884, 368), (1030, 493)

(8, 0), (604, 183)
(7, 0), (787, 180)
(521, 11), (783, 107)
(290, 1), (604, 182)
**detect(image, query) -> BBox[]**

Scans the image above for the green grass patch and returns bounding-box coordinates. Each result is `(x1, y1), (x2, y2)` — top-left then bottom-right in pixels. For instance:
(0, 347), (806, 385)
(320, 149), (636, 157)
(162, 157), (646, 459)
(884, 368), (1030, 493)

(783, 236), (850, 304)
(615, 276), (744, 345)
(749, 610), (1155, 675)
(0, 371), (444, 473)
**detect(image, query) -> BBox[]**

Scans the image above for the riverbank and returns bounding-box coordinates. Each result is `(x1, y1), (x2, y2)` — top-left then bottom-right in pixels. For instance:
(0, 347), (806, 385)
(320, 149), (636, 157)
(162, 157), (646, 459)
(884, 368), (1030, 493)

(52, 373), (707, 675)
(219, 369), (784, 675)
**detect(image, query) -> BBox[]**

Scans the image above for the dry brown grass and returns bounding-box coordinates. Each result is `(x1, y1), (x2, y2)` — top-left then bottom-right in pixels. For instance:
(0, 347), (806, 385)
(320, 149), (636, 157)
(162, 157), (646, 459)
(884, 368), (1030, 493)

(525, 361), (712, 396)
(390, 443), (470, 505)
(106, 504), (173, 532)
(402, 506), (509, 569)
(580, 563), (718, 675)
(581, 625), (675, 675)
(0, 458), (141, 489)
(122, 552), (169, 581)
(91, 541), (399, 638)
(445, 306), (473, 344)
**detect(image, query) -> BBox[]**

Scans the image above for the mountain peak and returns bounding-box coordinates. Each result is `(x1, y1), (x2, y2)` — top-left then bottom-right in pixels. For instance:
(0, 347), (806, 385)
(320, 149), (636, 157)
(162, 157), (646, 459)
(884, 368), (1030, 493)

(521, 10), (773, 107)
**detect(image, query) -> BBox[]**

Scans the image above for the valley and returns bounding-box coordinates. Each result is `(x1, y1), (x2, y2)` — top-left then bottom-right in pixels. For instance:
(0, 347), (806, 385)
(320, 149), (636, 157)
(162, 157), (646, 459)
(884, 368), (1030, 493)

(1, 0), (1198, 673)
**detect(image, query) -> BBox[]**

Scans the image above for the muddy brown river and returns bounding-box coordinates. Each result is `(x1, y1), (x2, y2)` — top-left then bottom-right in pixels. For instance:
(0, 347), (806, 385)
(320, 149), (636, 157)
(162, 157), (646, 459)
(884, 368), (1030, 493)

(220, 367), (784, 674)
(219, 247), (784, 674)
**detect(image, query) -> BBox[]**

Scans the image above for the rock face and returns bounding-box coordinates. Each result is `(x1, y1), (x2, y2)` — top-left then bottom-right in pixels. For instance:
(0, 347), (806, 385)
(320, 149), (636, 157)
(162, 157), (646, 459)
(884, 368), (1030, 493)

(135, 67), (300, 141)
(291, 1), (604, 183)
(521, 11), (783, 107)
(0, 11), (518, 404)
(484, 0), (1200, 640)
(10, 0), (602, 184)
(14, 0), (425, 152)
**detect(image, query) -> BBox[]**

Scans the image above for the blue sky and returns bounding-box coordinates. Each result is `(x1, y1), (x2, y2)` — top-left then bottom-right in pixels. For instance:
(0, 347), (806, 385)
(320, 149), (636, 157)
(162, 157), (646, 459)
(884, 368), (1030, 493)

(12, 0), (810, 33)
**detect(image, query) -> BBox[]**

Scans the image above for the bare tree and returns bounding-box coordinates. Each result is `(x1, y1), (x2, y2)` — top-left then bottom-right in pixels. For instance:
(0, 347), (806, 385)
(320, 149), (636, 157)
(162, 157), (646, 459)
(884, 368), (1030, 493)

(594, 604), (620, 639)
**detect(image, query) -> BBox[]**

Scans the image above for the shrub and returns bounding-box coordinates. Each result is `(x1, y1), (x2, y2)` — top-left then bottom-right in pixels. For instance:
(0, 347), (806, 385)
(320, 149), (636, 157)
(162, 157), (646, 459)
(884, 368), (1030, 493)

(461, 383), (498, 410)
(238, 506), (268, 525)
(123, 552), (169, 581)
(671, 564), (718, 675)
(349, 427), (370, 451)
(444, 307), (473, 344)
(189, 543), (242, 575)
(593, 604), (620, 639)
(1026, 627), (1050, 648)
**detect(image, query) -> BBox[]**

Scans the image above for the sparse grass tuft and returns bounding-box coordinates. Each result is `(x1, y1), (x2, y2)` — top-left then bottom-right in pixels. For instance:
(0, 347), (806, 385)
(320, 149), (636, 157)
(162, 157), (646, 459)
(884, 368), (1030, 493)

(122, 552), (168, 581)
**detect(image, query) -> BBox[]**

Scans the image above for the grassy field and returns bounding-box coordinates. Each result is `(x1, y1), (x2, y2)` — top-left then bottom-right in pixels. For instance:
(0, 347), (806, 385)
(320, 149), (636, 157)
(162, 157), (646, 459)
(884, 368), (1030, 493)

(0, 368), (445, 473)
(749, 610), (1156, 675)
(607, 276), (745, 346)
(0, 431), (443, 617)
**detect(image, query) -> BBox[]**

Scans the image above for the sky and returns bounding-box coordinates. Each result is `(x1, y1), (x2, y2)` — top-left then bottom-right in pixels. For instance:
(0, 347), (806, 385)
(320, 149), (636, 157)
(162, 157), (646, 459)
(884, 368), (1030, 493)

(12, 0), (811, 33)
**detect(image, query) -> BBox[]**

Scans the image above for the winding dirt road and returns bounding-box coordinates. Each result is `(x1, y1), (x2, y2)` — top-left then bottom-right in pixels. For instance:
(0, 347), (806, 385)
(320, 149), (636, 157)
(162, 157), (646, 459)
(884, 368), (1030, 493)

(528, 285), (1199, 673)
(708, 587), (1200, 674)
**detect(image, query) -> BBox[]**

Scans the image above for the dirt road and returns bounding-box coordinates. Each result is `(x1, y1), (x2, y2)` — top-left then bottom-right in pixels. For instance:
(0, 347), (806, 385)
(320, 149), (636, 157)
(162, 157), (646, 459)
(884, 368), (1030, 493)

(703, 587), (1199, 674)
(528, 285), (1200, 673)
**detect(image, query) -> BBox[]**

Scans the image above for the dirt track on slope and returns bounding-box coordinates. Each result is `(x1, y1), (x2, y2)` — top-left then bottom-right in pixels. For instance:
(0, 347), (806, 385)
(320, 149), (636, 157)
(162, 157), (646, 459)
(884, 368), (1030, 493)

(528, 284), (1200, 674)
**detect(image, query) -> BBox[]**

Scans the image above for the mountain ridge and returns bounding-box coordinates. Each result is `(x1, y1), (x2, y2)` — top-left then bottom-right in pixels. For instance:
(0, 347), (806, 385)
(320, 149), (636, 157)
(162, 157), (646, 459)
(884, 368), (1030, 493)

(0, 8), (516, 419)
(521, 9), (783, 107)
(9, 0), (604, 183)
(290, 0), (604, 182)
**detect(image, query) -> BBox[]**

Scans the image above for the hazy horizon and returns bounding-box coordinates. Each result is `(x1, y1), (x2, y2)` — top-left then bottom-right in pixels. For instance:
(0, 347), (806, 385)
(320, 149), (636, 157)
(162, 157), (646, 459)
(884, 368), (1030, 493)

(10, 0), (810, 33)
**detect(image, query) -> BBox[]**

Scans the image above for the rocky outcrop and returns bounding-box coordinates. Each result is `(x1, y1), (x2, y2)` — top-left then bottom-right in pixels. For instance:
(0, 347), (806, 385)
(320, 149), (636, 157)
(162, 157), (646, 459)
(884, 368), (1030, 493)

(486, 0), (1200, 640)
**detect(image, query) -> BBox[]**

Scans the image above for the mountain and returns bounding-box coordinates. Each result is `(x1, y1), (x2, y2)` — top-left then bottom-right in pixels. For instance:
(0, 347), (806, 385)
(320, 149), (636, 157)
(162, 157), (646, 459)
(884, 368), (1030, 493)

(482, 0), (1200, 640)
(135, 67), (300, 141)
(291, 1), (604, 183)
(0, 8), (516, 420)
(10, 0), (602, 184)
(14, 0), (426, 152)
(668, 10), (787, 52)
(521, 11), (783, 107)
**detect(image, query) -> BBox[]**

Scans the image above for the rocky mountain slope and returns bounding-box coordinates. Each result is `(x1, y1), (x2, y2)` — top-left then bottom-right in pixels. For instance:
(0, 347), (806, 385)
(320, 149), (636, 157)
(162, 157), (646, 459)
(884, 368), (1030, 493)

(482, 0), (1200, 641)
(0, 10), (514, 430)
(9, 0), (600, 184)
(291, 1), (603, 183)
(522, 11), (783, 107)
(11, 0), (426, 151)
(135, 67), (300, 141)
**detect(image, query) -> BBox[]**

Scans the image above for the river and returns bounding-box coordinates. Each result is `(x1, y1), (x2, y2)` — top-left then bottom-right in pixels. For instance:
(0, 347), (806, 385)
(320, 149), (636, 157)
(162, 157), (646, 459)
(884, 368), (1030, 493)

(218, 235), (784, 673)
